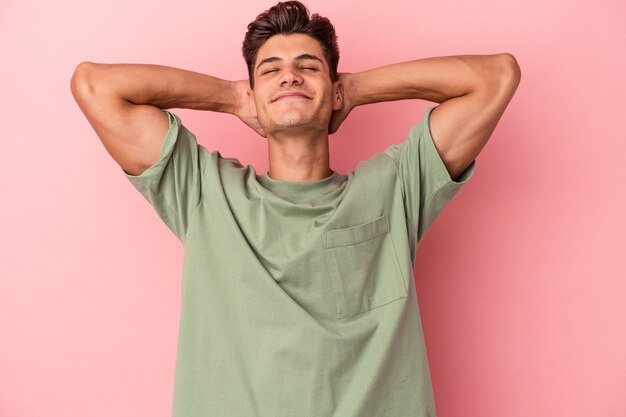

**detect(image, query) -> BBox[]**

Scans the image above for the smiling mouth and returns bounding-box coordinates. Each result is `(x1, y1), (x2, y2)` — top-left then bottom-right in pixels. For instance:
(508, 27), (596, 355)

(274, 94), (310, 102)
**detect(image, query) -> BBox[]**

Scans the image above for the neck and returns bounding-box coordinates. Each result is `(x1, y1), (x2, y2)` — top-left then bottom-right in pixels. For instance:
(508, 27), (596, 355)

(266, 130), (332, 182)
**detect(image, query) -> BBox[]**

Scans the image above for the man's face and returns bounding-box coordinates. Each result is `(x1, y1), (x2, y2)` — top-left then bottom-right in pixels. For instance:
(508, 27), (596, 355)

(247, 33), (342, 136)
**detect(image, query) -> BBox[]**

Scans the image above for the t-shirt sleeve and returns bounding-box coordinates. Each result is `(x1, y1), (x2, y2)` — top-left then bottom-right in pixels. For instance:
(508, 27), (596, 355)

(382, 105), (476, 242)
(123, 109), (204, 243)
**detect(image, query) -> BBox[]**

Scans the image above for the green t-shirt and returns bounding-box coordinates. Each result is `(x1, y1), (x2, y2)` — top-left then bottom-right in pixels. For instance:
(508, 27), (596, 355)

(124, 106), (475, 417)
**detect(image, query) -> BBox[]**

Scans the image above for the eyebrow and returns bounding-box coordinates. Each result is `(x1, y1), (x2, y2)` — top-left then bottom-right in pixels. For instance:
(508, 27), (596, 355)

(256, 53), (324, 71)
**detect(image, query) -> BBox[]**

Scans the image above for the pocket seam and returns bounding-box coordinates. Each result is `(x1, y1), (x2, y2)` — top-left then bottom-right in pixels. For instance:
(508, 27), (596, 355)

(324, 213), (389, 249)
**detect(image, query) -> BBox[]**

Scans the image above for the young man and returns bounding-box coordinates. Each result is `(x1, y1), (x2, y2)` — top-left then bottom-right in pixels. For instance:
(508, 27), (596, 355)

(71, 1), (520, 416)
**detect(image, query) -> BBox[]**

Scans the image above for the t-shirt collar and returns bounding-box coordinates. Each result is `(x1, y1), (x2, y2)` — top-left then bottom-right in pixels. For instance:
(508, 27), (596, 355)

(258, 170), (344, 199)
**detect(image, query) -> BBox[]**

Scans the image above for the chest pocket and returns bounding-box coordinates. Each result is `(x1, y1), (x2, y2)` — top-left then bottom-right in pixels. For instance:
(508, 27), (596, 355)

(323, 213), (408, 320)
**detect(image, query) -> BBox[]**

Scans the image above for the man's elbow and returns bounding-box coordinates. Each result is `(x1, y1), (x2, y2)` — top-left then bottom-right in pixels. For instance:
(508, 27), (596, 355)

(498, 53), (521, 88)
(481, 53), (521, 98)
(70, 62), (101, 98)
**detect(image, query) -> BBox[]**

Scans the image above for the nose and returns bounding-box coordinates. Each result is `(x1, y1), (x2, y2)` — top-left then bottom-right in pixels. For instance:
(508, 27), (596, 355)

(280, 68), (303, 86)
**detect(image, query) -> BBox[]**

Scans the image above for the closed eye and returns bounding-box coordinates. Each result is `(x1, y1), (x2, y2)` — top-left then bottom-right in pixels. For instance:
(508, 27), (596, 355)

(262, 67), (318, 75)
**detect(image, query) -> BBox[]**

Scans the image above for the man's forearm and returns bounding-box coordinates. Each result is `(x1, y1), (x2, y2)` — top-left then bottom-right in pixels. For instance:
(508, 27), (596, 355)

(75, 62), (239, 113)
(348, 53), (518, 107)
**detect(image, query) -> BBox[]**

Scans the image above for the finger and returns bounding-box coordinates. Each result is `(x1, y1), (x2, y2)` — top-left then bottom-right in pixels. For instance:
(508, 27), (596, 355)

(329, 114), (341, 134)
(328, 114), (337, 134)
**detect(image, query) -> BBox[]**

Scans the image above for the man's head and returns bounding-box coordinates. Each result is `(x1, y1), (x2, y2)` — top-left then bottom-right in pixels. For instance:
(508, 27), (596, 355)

(242, 1), (343, 137)
(242, 1), (339, 90)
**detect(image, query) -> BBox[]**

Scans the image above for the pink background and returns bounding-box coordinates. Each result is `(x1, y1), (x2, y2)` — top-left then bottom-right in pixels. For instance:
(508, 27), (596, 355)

(1, 0), (624, 416)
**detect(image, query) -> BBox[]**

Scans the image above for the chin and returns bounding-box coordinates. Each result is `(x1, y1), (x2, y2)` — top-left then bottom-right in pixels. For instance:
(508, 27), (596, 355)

(273, 114), (313, 129)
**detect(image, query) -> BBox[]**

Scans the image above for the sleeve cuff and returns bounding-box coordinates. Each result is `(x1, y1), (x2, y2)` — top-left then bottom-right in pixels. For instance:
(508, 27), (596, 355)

(422, 105), (476, 189)
(122, 110), (180, 185)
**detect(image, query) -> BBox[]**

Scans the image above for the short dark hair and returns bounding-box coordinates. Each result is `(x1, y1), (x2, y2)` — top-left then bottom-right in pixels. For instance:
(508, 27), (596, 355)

(242, 1), (339, 89)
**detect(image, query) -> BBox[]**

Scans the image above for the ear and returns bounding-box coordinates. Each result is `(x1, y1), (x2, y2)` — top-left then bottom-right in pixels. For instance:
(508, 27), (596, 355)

(332, 80), (344, 111)
(247, 87), (257, 118)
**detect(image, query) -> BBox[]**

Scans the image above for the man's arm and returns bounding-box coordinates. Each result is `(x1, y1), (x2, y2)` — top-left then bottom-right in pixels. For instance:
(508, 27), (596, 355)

(335, 53), (521, 181)
(70, 63), (254, 176)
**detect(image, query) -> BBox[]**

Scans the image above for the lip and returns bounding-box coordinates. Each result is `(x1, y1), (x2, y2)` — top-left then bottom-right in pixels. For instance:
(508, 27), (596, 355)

(273, 92), (311, 102)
